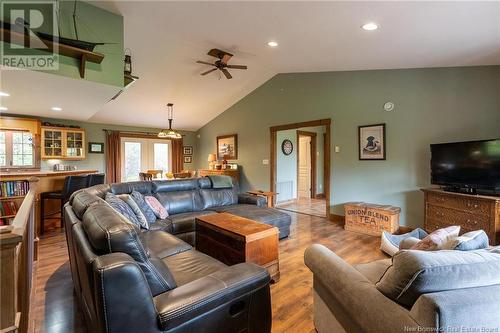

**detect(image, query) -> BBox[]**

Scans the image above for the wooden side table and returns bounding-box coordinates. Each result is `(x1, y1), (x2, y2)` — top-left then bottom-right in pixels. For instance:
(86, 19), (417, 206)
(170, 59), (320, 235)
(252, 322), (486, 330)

(246, 190), (278, 207)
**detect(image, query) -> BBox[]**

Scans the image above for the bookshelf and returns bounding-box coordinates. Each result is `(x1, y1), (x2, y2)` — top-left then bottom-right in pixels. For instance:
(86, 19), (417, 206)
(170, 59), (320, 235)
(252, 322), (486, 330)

(0, 180), (30, 226)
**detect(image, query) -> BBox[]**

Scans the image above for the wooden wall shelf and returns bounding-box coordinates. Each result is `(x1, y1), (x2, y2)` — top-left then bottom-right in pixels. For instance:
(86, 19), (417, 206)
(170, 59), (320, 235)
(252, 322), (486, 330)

(0, 27), (105, 78)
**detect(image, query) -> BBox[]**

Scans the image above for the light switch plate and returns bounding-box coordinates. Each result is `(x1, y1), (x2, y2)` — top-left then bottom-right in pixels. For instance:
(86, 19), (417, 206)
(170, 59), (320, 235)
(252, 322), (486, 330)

(334, 146), (341, 153)
(262, 159), (269, 165)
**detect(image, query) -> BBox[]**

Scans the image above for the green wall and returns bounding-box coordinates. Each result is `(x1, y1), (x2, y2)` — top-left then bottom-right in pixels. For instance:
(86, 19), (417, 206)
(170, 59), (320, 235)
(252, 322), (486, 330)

(195, 66), (500, 227)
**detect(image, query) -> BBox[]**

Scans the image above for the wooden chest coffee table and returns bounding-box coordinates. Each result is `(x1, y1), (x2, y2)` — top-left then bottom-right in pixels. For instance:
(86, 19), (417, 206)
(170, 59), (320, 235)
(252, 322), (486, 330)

(195, 212), (280, 282)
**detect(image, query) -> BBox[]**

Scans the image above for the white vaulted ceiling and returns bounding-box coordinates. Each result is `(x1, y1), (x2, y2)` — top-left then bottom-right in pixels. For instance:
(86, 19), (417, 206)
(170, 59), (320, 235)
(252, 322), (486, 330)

(1, 1), (499, 130)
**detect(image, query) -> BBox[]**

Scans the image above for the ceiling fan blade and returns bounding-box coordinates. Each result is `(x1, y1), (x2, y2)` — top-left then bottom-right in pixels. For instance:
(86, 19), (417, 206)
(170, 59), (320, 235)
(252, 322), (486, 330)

(226, 65), (247, 70)
(196, 60), (216, 66)
(201, 68), (218, 76)
(221, 68), (232, 79)
(221, 54), (233, 64)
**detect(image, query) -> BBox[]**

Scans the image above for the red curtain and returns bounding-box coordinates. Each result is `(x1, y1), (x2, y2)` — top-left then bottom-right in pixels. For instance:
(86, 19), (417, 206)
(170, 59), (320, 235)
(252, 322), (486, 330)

(171, 138), (183, 173)
(105, 131), (121, 183)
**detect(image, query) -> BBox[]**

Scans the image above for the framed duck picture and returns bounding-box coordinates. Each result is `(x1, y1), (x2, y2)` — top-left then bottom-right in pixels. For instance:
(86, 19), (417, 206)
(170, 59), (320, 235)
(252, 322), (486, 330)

(358, 124), (386, 160)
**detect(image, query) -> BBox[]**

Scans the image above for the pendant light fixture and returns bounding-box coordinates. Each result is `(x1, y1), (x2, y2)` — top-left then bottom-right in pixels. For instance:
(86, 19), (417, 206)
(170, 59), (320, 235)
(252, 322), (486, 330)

(158, 103), (182, 139)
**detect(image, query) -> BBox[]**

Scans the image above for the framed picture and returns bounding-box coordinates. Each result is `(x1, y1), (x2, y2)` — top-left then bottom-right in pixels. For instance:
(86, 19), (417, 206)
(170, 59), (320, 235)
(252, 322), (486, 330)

(217, 134), (238, 160)
(183, 155), (192, 163)
(88, 142), (104, 154)
(183, 146), (193, 155)
(358, 124), (386, 160)
(227, 163), (238, 170)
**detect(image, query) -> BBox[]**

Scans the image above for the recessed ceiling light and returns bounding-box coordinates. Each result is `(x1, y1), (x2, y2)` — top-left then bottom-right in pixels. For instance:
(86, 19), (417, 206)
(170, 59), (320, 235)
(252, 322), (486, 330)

(362, 23), (379, 31)
(0, 106), (7, 111)
(267, 41), (278, 47)
(51, 107), (62, 111)
(0, 91), (10, 97)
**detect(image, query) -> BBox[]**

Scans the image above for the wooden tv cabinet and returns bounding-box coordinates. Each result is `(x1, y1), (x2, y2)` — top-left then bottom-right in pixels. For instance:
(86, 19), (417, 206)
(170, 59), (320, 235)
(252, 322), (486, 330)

(422, 188), (500, 245)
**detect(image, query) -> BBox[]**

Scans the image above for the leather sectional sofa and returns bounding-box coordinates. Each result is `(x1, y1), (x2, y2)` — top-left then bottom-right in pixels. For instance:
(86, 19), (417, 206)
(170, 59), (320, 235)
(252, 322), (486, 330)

(63, 178), (291, 333)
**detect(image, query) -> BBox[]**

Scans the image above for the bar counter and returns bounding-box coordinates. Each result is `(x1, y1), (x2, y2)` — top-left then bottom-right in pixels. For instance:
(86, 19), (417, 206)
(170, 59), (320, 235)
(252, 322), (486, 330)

(0, 169), (98, 258)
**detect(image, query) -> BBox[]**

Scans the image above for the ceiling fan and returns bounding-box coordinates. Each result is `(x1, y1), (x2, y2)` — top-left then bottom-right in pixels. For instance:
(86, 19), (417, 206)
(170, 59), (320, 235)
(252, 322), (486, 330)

(196, 48), (247, 79)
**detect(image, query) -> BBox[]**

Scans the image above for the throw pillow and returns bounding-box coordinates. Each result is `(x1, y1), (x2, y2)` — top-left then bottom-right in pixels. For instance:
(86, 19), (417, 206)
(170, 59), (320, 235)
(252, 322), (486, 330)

(105, 192), (141, 228)
(376, 249), (500, 308)
(118, 194), (149, 230)
(144, 196), (168, 219)
(130, 191), (157, 224)
(442, 230), (489, 251)
(410, 225), (460, 251)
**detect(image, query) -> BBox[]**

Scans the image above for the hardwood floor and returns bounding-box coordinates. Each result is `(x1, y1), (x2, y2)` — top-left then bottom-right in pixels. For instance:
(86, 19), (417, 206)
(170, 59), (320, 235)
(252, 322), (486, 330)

(30, 212), (386, 333)
(277, 198), (327, 218)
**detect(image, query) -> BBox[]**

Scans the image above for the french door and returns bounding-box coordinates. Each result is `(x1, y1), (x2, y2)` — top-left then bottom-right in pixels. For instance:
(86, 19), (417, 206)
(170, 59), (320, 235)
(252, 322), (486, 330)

(121, 137), (171, 181)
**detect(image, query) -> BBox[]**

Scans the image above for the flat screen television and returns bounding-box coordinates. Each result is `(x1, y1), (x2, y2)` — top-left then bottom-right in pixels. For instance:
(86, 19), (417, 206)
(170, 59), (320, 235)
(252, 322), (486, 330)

(430, 139), (500, 193)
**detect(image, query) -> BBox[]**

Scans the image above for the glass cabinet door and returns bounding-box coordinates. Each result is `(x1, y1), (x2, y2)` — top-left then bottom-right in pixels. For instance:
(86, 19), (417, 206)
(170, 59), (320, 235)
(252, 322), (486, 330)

(65, 131), (84, 158)
(42, 129), (63, 157)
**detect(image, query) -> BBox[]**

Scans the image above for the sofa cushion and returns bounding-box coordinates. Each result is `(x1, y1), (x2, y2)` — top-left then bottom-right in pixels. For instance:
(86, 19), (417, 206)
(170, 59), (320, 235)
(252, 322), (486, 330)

(376, 249), (500, 308)
(71, 190), (104, 219)
(109, 181), (152, 195)
(82, 203), (177, 296)
(139, 231), (192, 259)
(145, 196), (168, 219)
(163, 249), (227, 286)
(105, 192), (141, 227)
(167, 211), (217, 234)
(354, 259), (391, 284)
(380, 228), (428, 256)
(410, 226), (460, 251)
(154, 190), (203, 215)
(152, 179), (200, 193)
(118, 194), (149, 229)
(148, 219), (173, 233)
(208, 204), (291, 239)
(443, 230), (489, 251)
(200, 188), (238, 209)
(131, 190), (157, 224)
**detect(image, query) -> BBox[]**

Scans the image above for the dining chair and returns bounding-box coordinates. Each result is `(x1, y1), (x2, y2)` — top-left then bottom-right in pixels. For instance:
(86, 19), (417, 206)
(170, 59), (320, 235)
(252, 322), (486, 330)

(146, 169), (163, 179)
(139, 172), (153, 181)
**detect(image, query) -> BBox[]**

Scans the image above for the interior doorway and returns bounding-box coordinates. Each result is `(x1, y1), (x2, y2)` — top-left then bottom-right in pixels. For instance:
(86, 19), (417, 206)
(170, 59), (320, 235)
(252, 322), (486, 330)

(297, 131), (315, 199)
(270, 119), (331, 218)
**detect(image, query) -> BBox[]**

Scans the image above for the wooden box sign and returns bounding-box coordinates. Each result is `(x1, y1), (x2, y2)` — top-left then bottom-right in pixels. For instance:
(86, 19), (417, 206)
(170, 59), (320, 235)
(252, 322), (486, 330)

(344, 202), (400, 236)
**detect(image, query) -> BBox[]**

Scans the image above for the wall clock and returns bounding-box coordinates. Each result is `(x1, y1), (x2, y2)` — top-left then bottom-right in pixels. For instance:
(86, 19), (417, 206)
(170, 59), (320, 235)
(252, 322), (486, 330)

(281, 139), (293, 155)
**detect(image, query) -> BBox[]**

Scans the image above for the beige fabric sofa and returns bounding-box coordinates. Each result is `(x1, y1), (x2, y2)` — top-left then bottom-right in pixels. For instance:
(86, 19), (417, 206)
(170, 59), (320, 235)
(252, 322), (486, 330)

(304, 244), (500, 333)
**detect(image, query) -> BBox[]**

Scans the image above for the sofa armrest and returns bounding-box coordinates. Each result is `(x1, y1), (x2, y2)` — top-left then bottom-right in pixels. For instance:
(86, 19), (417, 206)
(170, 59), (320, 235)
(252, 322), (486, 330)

(238, 193), (267, 207)
(304, 244), (420, 333)
(93, 253), (161, 333)
(410, 284), (500, 330)
(154, 263), (271, 332)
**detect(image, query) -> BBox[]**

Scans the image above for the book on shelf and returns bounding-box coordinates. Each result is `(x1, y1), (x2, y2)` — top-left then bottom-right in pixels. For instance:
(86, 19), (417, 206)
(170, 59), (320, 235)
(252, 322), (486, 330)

(0, 217), (15, 226)
(0, 200), (18, 216)
(0, 180), (30, 197)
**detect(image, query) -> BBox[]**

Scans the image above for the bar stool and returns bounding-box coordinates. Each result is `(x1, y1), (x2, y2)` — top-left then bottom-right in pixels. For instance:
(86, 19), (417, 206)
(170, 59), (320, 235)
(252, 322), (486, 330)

(40, 175), (89, 234)
(87, 173), (105, 187)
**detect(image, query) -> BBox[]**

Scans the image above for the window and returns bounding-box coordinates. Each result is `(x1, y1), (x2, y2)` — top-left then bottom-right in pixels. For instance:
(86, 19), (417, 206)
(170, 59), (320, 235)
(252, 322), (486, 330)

(0, 130), (35, 168)
(121, 137), (171, 181)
